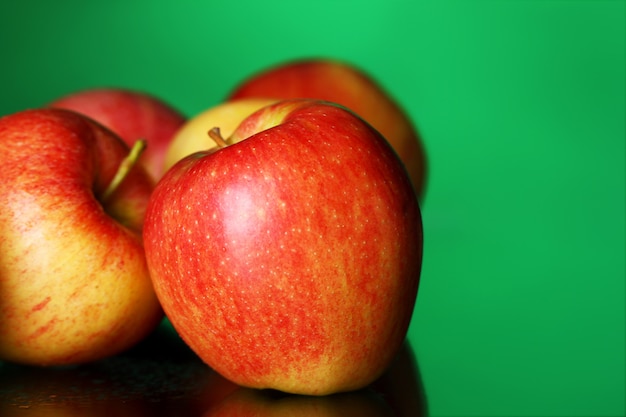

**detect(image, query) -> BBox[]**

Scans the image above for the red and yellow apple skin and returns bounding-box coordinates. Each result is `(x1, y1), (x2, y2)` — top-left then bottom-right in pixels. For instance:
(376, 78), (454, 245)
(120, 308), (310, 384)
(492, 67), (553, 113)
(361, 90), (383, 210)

(0, 109), (163, 366)
(163, 98), (278, 173)
(143, 99), (423, 396)
(49, 87), (186, 181)
(227, 58), (428, 201)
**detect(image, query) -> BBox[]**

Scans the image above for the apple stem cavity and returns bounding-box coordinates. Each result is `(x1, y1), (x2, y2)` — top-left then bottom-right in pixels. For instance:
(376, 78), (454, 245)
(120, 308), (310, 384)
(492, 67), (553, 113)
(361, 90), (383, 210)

(208, 127), (228, 149)
(101, 139), (147, 202)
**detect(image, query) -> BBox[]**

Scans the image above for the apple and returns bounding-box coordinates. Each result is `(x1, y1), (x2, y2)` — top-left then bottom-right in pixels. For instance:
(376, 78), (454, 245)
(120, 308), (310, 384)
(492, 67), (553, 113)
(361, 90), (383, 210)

(227, 58), (428, 200)
(143, 99), (423, 395)
(0, 108), (163, 366)
(48, 87), (186, 181)
(163, 97), (278, 173)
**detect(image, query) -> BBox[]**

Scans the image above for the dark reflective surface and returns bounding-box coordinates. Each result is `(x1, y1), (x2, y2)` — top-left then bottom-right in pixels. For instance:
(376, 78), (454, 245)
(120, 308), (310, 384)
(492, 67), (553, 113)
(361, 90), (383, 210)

(0, 322), (427, 416)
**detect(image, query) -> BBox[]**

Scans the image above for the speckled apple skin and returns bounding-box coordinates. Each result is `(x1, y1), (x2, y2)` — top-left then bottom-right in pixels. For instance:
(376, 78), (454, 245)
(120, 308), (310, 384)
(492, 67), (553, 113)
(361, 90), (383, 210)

(144, 100), (422, 395)
(0, 109), (163, 366)
(162, 98), (277, 174)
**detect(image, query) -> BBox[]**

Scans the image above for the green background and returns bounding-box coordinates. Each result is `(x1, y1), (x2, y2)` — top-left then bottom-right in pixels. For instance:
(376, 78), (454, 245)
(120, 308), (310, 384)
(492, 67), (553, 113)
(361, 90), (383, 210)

(1, 1), (624, 416)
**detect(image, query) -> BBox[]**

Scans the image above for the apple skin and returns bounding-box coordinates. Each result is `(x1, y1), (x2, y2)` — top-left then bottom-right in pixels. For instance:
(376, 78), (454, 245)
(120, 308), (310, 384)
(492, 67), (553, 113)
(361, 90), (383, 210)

(227, 58), (427, 200)
(163, 98), (277, 173)
(143, 99), (423, 395)
(48, 87), (186, 181)
(0, 108), (163, 366)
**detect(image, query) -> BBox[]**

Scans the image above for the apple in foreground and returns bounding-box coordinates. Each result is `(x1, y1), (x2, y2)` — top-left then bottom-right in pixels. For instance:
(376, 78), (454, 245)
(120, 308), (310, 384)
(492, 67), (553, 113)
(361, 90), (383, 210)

(48, 87), (186, 181)
(143, 99), (423, 395)
(227, 58), (428, 200)
(0, 108), (163, 366)
(162, 98), (277, 173)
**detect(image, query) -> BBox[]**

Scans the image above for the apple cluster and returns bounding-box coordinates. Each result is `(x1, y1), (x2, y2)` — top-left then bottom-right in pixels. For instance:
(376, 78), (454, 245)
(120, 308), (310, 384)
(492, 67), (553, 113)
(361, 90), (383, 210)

(0, 58), (425, 396)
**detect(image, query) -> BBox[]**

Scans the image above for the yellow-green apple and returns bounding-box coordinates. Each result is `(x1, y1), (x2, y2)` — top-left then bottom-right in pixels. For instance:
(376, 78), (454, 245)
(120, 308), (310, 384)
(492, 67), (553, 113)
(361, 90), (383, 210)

(48, 87), (186, 181)
(0, 108), (163, 366)
(143, 99), (423, 395)
(163, 98), (277, 173)
(227, 58), (428, 200)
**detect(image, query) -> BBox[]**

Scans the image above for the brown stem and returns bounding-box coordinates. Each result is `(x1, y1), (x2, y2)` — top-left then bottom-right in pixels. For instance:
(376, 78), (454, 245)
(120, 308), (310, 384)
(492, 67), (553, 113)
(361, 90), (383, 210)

(101, 139), (146, 202)
(208, 127), (228, 149)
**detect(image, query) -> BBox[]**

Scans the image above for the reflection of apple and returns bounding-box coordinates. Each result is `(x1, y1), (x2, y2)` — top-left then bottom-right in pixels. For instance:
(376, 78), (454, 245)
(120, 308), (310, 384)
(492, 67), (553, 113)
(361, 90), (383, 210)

(202, 341), (428, 417)
(49, 87), (186, 181)
(143, 99), (423, 395)
(371, 340), (428, 417)
(227, 58), (427, 200)
(162, 98), (277, 173)
(0, 321), (233, 417)
(0, 108), (163, 366)
(202, 388), (396, 417)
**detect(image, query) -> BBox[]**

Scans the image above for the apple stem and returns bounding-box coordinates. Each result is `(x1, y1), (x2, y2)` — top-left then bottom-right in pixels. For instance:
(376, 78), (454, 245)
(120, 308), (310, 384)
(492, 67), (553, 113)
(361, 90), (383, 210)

(208, 127), (228, 149)
(101, 139), (147, 202)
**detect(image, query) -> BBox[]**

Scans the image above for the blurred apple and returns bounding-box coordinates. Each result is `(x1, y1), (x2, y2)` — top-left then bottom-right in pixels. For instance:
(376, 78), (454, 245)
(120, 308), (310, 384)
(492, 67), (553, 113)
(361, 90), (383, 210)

(0, 108), (163, 366)
(143, 99), (423, 395)
(227, 58), (428, 200)
(163, 98), (277, 173)
(48, 87), (186, 181)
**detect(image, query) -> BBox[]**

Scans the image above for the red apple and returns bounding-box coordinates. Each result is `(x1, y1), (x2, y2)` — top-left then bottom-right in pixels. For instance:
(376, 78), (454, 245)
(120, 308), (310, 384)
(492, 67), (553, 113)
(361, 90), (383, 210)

(163, 98), (278, 173)
(0, 108), (163, 366)
(143, 99), (423, 395)
(48, 87), (186, 181)
(227, 58), (428, 200)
